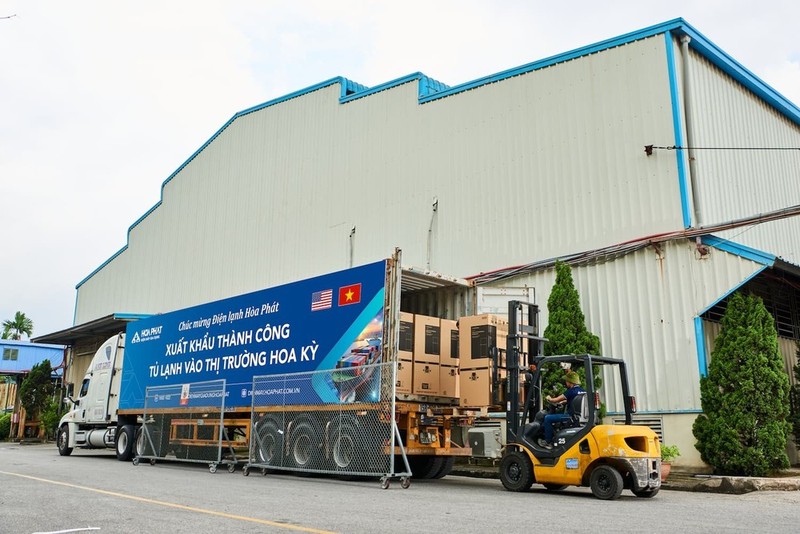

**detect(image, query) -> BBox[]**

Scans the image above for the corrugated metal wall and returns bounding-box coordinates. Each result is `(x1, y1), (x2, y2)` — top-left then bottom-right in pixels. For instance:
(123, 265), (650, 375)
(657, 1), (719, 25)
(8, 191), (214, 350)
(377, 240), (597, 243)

(678, 44), (800, 263)
(480, 239), (764, 413)
(75, 35), (683, 324)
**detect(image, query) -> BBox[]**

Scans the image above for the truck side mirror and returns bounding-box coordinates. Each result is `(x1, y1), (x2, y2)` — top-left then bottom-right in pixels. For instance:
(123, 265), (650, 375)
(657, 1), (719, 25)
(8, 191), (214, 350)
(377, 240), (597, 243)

(64, 396), (78, 407)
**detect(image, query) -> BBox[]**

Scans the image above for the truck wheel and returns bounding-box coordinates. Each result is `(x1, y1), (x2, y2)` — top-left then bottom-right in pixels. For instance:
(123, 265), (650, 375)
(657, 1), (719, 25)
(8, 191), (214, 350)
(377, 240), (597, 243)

(255, 418), (283, 467)
(499, 450), (534, 492)
(290, 421), (319, 470)
(331, 423), (358, 470)
(57, 425), (73, 456)
(590, 465), (624, 500)
(409, 456), (444, 479)
(432, 456), (455, 479)
(134, 426), (146, 457)
(115, 425), (135, 461)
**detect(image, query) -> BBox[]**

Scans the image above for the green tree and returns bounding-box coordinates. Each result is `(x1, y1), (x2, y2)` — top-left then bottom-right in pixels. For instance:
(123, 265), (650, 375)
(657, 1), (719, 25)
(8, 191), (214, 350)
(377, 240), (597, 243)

(2, 311), (34, 340)
(789, 340), (800, 448)
(19, 360), (54, 421)
(692, 293), (791, 476)
(542, 261), (602, 396)
(0, 413), (10, 440)
(41, 400), (63, 440)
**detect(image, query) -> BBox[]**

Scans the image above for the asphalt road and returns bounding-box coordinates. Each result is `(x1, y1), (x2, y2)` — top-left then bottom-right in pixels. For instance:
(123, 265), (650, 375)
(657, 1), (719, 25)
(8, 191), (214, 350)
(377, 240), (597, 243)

(2, 442), (799, 534)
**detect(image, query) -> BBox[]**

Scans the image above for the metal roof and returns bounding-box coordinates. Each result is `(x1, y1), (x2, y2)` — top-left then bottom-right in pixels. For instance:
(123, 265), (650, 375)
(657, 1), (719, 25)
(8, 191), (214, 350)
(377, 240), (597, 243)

(401, 265), (471, 293)
(0, 339), (65, 375)
(76, 18), (800, 292)
(31, 312), (150, 346)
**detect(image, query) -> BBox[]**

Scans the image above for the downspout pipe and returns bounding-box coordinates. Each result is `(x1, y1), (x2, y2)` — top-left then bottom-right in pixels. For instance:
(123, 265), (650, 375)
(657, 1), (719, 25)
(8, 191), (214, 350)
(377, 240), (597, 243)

(680, 34), (702, 227)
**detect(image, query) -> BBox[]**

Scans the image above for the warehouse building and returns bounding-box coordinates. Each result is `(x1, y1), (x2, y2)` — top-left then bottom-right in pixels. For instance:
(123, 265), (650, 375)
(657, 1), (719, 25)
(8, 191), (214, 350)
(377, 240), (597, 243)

(39, 19), (800, 467)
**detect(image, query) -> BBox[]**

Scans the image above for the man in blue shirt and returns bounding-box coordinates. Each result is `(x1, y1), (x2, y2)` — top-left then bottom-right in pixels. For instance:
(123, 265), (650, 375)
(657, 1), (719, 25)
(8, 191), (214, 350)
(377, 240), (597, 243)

(541, 371), (586, 448)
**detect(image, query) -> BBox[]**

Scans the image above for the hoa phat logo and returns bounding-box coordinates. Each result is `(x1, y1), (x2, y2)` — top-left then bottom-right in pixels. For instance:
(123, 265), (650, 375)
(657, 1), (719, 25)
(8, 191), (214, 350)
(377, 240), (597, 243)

(130, 325), (163, 343)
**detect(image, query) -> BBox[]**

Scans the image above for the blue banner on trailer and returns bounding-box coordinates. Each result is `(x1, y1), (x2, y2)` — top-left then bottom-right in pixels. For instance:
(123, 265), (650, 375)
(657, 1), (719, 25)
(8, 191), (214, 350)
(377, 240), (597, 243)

(119, 260), (388, 410)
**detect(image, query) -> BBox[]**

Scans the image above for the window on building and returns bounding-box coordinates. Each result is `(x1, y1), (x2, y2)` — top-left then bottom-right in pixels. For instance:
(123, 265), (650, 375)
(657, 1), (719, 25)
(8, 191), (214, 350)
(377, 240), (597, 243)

(2, 348), (18, 361)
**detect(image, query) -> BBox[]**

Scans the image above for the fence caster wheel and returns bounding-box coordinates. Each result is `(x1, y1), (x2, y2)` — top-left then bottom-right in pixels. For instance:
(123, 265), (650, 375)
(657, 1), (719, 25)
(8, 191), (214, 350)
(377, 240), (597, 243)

(132, 457), (140, 466)
(209, 464), (217, 474)
(401, 477), (411, 489)
(261, 468), (268, 476)
(242, 466), (250, 477)
(228, 463), (236, 473)
(149, 458), (156, 466)
(380, 477), (390, 490)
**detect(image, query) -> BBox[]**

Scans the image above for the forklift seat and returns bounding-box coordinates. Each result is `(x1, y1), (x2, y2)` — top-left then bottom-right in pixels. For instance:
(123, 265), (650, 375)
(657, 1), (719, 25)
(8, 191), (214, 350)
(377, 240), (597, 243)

(569, 392), (589, 426)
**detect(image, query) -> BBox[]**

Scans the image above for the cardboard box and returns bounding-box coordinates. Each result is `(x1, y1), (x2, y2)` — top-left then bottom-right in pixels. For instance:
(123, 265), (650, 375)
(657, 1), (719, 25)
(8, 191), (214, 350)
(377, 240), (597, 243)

(459, 367), (507, 408)
(398, 311), (414, 361)
(413, 314), (440, 364)
(412, 362), (440, 395)
(395, 359), (413, 394)
(440, 319), (459, 367)
(439, 365), (459, 398)
(458, 314), (508, 370)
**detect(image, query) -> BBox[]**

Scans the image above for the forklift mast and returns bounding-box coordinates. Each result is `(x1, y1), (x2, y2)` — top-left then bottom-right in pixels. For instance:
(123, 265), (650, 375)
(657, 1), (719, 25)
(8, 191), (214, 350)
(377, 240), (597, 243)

(505, 300), (546, 444)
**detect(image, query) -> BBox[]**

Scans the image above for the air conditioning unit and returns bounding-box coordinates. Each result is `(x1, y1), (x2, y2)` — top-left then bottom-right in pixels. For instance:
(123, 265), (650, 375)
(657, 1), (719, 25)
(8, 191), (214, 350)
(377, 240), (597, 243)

(468, 426), (502, 458)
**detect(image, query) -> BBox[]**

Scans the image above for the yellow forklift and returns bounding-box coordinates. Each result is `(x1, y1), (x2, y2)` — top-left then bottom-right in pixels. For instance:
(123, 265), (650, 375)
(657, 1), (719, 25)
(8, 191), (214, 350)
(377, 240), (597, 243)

(500, 301), (662, 499)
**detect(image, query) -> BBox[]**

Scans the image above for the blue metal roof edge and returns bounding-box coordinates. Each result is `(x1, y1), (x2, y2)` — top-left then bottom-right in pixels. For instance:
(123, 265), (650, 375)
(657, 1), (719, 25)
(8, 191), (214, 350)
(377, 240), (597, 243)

(419, 18), (689, 103)
(76, 77), (366, 290)
(113, 312), (152, 321)
(418, 18), (800, 128)
(702, 234), (776, 266)
(157, 77), (364, 197)
(339, 72), (451, 103)
(76, 244), (128, 289)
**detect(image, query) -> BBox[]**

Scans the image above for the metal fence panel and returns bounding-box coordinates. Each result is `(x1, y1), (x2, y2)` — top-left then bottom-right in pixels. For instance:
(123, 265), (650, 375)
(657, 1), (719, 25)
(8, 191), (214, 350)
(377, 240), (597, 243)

(248, 362), (407, 479)
(139, 379), (238, 470)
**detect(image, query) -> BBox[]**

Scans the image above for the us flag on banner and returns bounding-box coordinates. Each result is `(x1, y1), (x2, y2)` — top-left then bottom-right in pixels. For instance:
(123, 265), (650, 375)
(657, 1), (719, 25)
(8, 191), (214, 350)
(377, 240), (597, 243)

(311, 289), (333, 311)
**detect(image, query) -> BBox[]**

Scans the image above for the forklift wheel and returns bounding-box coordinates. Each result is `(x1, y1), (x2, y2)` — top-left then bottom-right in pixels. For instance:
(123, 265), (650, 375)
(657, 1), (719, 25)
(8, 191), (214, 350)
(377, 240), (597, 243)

(499, 450), (534, 492)
(589, 465), (624, 500)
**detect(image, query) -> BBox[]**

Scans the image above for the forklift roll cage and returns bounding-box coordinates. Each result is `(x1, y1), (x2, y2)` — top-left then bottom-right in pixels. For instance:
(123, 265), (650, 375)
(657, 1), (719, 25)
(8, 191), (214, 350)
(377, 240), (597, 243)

(504, 300), (637, 447)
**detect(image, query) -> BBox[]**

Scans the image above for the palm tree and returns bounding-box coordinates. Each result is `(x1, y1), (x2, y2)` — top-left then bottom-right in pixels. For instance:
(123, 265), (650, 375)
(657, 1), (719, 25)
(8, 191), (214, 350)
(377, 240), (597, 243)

(2, 311), (34, 340)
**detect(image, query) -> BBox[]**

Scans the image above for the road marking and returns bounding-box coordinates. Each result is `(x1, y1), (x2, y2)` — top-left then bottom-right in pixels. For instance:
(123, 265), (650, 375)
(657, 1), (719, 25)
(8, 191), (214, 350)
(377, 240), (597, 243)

(1, 471), (335, 534)
(34, 529), (100, 534)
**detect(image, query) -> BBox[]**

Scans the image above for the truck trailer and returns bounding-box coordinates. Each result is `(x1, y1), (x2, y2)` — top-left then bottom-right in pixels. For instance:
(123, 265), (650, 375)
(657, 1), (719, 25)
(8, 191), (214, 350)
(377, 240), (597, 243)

(56, 252), (661, 497)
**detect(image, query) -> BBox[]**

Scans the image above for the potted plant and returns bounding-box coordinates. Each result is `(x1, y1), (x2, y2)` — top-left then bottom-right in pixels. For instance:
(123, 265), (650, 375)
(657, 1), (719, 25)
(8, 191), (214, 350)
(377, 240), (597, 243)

(660, 444), (680, 481)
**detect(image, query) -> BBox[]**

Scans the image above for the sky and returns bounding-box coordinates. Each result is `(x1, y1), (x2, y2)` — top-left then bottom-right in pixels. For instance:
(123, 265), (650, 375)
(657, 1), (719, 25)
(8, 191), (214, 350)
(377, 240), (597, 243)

(1, 1), (799, 339)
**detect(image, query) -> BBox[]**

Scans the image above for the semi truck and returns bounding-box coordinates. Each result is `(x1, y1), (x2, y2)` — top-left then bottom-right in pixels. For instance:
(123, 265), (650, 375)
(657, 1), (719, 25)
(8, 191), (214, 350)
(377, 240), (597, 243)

(56, 252), (662, 498)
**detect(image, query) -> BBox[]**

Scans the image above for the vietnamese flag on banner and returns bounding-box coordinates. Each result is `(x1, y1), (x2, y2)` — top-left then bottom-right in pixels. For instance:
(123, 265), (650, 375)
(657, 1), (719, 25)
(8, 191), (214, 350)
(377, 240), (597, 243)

(338, 283), (362, 306)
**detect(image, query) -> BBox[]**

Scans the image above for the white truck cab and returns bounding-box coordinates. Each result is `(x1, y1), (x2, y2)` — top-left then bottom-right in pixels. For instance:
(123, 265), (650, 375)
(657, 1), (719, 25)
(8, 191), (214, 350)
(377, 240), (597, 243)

(57, 333), (127, 457)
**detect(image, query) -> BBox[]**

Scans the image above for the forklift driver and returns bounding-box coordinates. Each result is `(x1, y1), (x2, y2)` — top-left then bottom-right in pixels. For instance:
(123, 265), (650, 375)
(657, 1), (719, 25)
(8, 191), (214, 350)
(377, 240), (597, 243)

(541, 371), (585, 448)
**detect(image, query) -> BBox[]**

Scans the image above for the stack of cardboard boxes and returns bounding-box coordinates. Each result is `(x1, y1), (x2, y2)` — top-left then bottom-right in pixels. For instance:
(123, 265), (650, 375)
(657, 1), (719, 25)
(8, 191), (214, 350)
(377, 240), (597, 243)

(439, 319), (459, 397)
(395, 312), (415, 395)
(396, 312), (518, 408)
(457, 314), (508, 408)
(395, 312), (460, 401)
